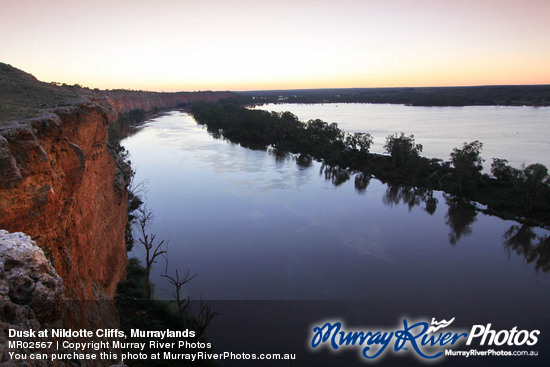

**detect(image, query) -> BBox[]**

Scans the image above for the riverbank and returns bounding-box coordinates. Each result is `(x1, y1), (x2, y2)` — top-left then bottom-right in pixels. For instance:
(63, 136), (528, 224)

(115, 259), (217, 367)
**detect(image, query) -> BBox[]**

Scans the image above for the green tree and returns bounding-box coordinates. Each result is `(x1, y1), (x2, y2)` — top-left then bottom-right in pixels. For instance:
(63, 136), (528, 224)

(384, 132), (423, 167)
(345, 132), (373, 154)
(491, 159), (549, 212)
(449, 141), (484, 195)
(491, 158), (515, 182)
(518, 163), (549, 211)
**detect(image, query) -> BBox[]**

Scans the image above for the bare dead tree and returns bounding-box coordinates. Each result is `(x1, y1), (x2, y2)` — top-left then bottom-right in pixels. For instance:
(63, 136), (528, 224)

(128, 175), (148, 196)
(125, 179), (148, 251)
(136, 206), (166, 300)
(161, 256), (197, 327)
(197, 300), (218, 338)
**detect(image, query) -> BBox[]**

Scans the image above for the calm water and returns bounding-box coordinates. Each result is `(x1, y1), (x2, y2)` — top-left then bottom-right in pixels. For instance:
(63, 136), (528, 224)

(122, 110), (550, 305)
(254, 103), (550, 169)
(120, 107), (550, 366)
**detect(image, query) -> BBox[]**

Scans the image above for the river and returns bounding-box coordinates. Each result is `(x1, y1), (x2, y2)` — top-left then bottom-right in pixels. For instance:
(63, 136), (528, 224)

(121, 106), (550, 365)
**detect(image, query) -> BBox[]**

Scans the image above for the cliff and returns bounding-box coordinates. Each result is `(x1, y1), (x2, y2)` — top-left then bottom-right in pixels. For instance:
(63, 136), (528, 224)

(0, 64), (232, 305)
(91, 90), (233, 117)
(0, 103), (129, 300)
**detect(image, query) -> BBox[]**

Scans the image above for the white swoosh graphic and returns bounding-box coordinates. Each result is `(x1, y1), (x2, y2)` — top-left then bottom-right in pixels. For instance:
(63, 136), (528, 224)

(427, 317), (456, 333)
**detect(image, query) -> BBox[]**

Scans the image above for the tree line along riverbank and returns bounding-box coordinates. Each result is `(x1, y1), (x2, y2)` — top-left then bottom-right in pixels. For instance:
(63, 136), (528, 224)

(190, 99), (550, 228)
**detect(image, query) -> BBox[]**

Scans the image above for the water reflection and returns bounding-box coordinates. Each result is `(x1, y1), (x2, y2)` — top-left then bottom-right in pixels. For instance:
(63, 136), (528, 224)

(375, 183), (550, 271)
(444, 195), (478, 245)
(295, 153), (313, 168)
(504, 224), (550, 272)
(268, 146), (290, 162)
(354, 172), (371, 194)
(382, 184), (438, 215)
(319, 164), (351, 186)
(423, 191), (438, 215)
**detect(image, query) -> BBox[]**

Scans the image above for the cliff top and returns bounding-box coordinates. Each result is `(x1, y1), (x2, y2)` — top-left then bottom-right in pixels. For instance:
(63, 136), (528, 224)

(0, 62), (231, 125)
(0, 63), (85, 124)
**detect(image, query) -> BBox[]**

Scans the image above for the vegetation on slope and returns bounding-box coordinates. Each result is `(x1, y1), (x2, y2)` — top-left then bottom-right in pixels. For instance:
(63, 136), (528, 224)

(116, 259), (217, 367)
(0, 62), (82, 123)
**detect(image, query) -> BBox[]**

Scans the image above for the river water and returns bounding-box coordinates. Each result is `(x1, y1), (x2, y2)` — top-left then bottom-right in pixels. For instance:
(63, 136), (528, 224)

(121, 107), (550, 365)
(254, 103), (550, 169)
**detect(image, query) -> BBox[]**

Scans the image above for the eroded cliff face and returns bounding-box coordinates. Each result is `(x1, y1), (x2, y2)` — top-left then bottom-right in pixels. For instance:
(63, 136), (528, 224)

(0, 91), (232, 302)
(0, 103), (127, 300)
(92, 90), (233, 117)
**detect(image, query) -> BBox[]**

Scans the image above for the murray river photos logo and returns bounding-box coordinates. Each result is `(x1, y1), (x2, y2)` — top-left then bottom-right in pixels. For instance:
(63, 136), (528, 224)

(309, 317), (540, 362)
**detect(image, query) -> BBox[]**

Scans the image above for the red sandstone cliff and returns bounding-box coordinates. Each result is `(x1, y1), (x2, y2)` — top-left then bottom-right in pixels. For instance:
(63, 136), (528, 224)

(0, 91), (232, 302)
(92, 90), (233, 117)
(0, 62), (231, 366)
(0, 104), (126, 300)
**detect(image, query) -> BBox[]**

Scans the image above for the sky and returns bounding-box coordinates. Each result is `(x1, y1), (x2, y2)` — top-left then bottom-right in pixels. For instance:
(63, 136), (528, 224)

(1, 0), (550, 91)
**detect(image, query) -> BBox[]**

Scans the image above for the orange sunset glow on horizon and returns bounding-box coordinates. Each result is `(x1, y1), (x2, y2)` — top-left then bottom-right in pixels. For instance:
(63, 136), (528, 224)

(1, 0), (549, 92)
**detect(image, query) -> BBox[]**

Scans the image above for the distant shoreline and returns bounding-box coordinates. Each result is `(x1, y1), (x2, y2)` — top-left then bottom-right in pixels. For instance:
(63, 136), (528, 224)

(235, 85), (550, 107)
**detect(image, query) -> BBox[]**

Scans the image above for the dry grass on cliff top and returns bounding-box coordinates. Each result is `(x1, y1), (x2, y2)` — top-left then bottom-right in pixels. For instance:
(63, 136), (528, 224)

(0, 62), (83, 124)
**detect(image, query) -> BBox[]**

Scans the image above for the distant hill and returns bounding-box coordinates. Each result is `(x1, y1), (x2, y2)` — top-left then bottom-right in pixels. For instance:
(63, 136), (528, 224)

(237, 86), (550, 106)
(0, 62), (83, 123)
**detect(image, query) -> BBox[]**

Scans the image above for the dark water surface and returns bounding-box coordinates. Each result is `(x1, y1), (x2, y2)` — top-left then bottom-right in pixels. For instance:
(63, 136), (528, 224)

(122, 109), (550, 366)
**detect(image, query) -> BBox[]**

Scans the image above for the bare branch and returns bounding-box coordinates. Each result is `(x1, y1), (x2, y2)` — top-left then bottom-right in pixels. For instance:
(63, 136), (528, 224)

(135, 205), (167, 300)
(161, 255), (197, 328)
(197, 300), (218, 338)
